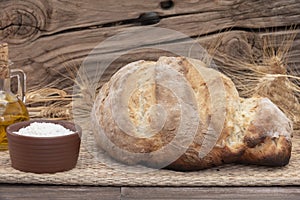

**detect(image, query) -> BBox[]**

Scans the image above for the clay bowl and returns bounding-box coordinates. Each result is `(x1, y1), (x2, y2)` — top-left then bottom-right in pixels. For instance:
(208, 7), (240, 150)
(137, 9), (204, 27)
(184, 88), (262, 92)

(6, 119), (81, 173)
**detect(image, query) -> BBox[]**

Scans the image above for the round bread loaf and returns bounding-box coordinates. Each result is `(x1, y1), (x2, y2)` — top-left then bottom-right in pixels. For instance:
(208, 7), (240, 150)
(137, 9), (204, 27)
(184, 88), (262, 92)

(91, 56), (292, 171)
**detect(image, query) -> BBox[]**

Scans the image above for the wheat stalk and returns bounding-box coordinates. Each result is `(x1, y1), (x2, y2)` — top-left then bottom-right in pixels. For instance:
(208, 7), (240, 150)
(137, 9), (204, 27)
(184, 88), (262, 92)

(208, 27), (300, 128)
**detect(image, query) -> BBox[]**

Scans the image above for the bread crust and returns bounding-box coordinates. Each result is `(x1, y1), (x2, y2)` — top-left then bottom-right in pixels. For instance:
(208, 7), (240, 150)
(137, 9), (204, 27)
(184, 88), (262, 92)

(92, 56), (293, 171)
(240, 98), (293, 166)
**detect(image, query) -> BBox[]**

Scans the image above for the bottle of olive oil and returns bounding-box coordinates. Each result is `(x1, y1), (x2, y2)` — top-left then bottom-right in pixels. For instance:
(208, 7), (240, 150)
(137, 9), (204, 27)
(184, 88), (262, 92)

(0, 43), (29, 150)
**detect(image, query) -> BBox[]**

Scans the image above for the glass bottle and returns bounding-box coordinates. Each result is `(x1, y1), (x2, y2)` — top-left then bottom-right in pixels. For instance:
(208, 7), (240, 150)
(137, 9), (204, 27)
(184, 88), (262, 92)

(0, 43), (29, 151)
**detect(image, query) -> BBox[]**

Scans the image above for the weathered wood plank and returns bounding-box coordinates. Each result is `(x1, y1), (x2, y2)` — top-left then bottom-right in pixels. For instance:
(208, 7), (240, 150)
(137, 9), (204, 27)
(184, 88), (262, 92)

(1, 0), (299, 39)
(2, 29), (300, 91)
(1, 185), (300, 200)
(0, 0), (299, 89)
(121, 187), (300, 200)
(0, 185), (120, 200)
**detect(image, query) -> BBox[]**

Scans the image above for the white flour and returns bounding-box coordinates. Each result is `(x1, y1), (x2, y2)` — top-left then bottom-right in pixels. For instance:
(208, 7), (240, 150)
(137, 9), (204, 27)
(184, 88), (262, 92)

(14, 122), (74, 137)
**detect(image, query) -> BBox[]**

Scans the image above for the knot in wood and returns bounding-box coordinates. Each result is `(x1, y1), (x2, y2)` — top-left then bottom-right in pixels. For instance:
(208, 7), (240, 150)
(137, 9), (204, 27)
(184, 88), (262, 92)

(138, 12), (161, 25)
(160, 0), (174, 10)
(0, 2), (47, 44)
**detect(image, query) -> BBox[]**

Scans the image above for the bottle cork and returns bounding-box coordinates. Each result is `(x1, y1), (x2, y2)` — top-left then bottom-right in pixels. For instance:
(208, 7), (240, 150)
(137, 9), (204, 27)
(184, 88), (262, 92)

(0, 43), (9, 79)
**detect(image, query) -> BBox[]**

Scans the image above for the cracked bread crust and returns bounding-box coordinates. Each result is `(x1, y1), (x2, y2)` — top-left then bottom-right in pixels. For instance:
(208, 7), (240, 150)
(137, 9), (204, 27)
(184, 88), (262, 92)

(240, 98), (293, 166)
(92, 56), (293, 171)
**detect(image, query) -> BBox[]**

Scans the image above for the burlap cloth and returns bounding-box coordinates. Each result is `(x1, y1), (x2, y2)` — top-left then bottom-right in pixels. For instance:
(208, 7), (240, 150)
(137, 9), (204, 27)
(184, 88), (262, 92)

(0, 128), (299, 186)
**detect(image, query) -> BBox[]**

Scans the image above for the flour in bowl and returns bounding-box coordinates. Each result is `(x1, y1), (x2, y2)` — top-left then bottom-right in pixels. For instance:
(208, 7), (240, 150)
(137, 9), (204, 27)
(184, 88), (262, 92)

(14, 122), (74, 137)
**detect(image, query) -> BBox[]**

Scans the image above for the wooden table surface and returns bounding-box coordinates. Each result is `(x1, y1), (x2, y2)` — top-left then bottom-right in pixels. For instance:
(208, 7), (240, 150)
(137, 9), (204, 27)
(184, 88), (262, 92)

(1, 185), (300, 200)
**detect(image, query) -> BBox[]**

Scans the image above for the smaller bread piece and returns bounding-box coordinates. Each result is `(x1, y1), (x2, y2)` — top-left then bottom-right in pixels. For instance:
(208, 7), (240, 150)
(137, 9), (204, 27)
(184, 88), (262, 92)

(92, 56), (293, 171)
(239, 98), (292, 166)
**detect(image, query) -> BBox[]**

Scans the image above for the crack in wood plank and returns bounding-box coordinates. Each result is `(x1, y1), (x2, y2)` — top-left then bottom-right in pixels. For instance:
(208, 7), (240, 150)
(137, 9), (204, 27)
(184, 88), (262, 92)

(0, 0), (299, 89)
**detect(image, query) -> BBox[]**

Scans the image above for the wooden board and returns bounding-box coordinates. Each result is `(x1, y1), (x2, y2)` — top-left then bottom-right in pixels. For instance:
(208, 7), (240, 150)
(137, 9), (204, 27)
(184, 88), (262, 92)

(121, 187), (300, 200)
(0, 185), (120, 200)
(1, 185), (300, 200)
(0, 0), (299, 89)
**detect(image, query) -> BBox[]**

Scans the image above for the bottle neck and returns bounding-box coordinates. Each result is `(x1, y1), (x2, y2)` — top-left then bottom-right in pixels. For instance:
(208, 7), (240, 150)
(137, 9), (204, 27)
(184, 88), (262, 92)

(0, 43), (12, 95)
(0, 59), (11, 93)
(0, 77), (11, 93)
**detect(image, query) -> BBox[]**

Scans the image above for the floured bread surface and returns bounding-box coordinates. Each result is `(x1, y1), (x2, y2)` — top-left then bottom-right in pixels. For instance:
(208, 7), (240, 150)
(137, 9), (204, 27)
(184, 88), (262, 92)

(92, 56), (293, 171)
(240, 98), (292, 166)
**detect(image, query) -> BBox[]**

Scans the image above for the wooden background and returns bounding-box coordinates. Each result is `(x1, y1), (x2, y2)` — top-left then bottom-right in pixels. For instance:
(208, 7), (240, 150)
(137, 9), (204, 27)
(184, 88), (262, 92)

(0, 0), (299, 90)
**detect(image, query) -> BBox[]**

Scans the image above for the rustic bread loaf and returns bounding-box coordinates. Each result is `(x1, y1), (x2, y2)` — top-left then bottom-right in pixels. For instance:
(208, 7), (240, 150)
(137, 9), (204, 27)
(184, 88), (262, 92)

(91, 56), (293, 171)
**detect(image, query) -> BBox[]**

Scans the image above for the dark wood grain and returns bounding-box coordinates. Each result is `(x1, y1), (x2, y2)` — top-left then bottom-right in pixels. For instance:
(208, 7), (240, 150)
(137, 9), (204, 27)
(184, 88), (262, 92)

(121, 187), (300, 200)
(1, 185), (300, 200)
(0, 185), (120, 200)
(0, 0), (299, 89)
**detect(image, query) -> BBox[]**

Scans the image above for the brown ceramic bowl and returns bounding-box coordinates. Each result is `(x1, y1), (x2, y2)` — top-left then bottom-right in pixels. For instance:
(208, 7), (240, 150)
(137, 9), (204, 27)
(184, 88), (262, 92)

(6, 119), (81, 173)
